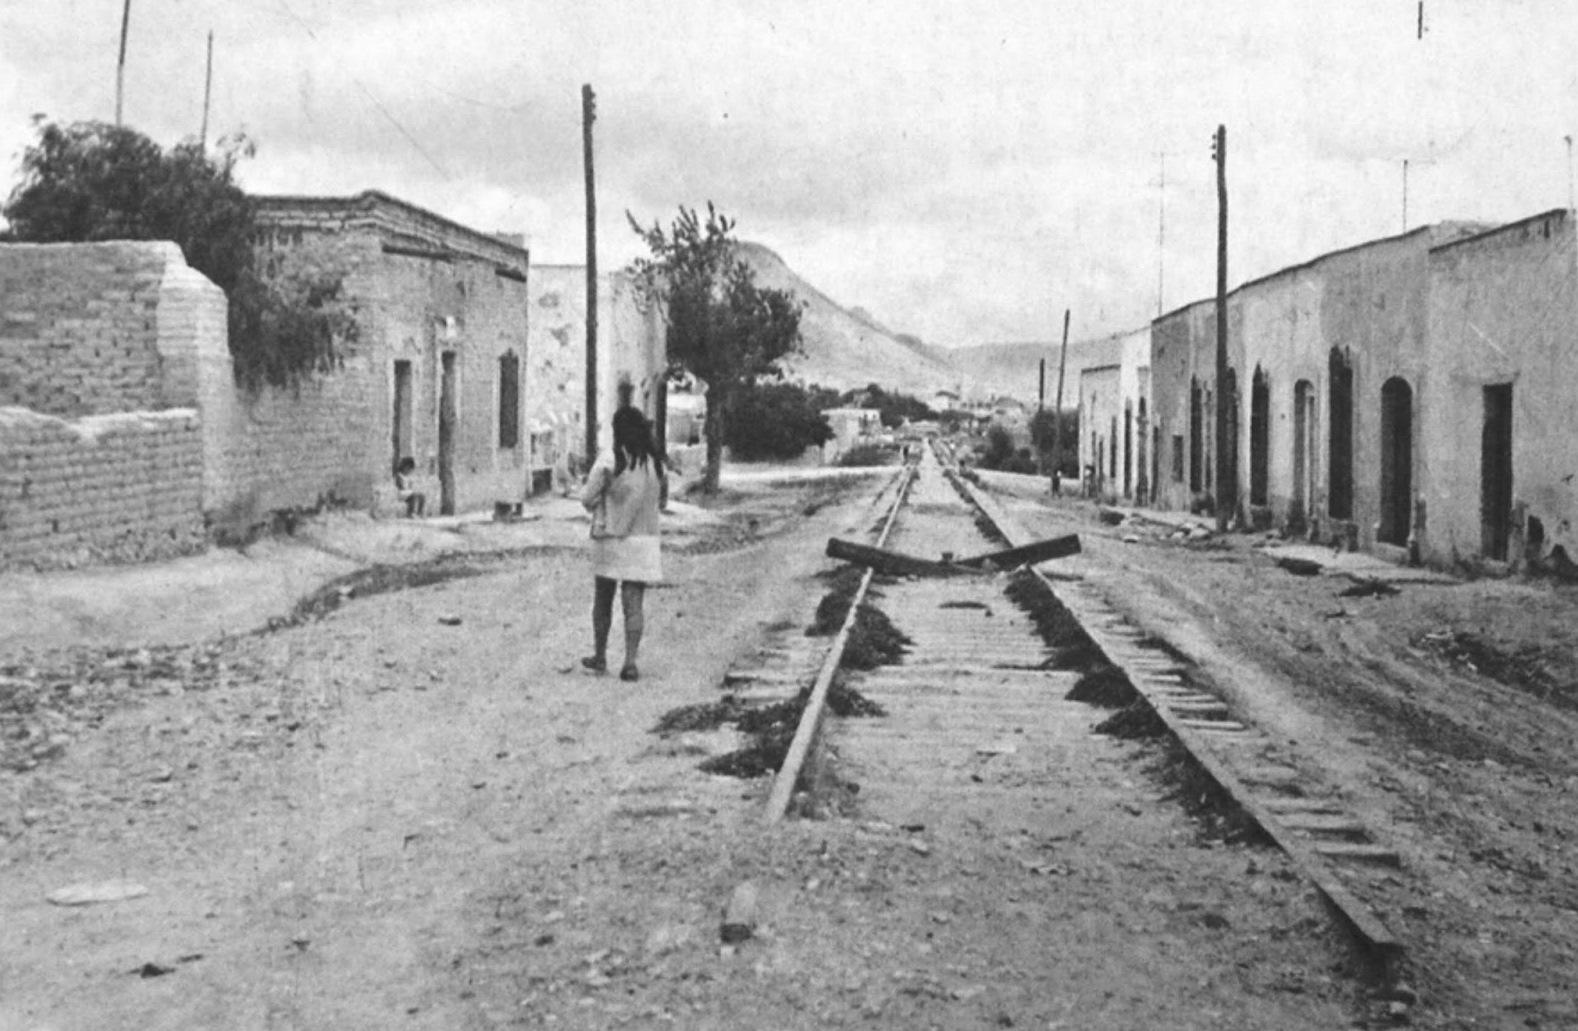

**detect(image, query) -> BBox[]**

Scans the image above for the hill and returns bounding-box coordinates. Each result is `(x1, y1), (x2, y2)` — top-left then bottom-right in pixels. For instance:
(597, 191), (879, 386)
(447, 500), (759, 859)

(734, 242), (959, 396)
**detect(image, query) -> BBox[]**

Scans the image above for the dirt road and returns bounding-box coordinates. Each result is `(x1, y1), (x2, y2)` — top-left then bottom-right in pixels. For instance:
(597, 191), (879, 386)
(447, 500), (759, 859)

(3, 462), (1573, 1029)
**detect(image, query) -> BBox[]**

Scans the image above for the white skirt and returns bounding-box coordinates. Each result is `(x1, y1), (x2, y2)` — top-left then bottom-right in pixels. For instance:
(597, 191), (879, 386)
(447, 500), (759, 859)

(591, 534), (662, 583)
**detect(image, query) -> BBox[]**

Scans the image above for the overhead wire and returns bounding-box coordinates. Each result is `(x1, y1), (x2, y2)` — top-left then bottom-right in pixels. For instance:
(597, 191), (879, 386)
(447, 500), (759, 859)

(270, 0), (451, 178)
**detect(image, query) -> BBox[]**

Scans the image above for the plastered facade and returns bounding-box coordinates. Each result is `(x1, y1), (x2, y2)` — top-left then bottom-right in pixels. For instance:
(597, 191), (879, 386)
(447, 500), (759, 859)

(1423, 210), (1578, 570)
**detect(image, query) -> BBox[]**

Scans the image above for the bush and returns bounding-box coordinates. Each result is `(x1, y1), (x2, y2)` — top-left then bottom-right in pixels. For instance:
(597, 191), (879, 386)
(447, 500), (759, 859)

(724, 380), (834, 461)
(837, 444), (893, 467)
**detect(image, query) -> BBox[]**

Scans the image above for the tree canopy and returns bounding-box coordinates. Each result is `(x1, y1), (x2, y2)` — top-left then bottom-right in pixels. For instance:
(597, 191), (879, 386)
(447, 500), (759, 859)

(3, 118), (352, 390)
(627, 203), (804, 491)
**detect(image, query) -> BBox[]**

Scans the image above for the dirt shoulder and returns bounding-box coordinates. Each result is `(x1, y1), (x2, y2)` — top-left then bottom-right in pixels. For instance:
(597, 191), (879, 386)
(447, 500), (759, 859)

(978, 469), (1578, 1030)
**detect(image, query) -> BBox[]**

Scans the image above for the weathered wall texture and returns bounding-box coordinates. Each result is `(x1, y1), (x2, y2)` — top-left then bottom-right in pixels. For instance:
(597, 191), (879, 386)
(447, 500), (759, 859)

(1424, 210), (1578, 570)
(525, 265), (666, 469)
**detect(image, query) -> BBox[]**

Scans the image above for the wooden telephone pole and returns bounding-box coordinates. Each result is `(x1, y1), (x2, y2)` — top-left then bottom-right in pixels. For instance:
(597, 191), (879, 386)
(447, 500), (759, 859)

(1051, 308), (1070, 495)
(1213, 124), (1231, 531)
(582, 84), (599, 465)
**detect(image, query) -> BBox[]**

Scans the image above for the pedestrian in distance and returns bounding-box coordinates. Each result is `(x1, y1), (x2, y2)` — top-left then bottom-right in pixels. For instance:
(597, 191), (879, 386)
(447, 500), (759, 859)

(580, 406), (663, 681)
(395, 457), (426, 518)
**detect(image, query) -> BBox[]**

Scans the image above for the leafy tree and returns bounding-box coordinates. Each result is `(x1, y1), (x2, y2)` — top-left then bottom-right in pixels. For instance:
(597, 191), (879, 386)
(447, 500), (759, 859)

(626, 203), (805, 492)
(840, 383), (937, 429)
(724, 380), (834, 461)
(3, 118), (352, 389)
(1029, 408), (1080, 477)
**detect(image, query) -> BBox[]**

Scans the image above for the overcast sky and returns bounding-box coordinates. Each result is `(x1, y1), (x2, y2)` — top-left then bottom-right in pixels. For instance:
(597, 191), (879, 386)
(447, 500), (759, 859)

(3, 1), (1577, 346)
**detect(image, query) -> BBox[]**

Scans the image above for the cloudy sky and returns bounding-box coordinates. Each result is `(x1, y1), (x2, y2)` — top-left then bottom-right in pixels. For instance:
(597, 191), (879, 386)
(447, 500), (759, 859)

(3, 0), (1577, 346)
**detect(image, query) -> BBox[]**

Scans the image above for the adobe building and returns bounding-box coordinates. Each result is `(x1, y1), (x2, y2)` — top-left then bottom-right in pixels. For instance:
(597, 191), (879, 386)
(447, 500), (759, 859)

(1151, 296), (1227, 515)
(1075, 326), (1151, 503)
(1421, 209), (1578, 572)
(249, 190), (533, 517)
(1151, 221), (1483, 548)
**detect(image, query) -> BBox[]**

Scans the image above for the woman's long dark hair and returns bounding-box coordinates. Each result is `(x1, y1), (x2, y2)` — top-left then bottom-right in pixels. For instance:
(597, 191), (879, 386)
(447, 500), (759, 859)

(612, 406), (657, 475)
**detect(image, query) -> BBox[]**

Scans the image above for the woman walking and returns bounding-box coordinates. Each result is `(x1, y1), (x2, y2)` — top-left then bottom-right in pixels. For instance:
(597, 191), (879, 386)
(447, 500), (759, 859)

(580, 406), (663, 681)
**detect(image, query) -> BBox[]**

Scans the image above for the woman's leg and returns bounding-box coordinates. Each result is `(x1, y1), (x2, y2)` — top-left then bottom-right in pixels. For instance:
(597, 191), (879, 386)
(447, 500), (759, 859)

(619, 581), (646, 679)
(585, 576), (617, 671)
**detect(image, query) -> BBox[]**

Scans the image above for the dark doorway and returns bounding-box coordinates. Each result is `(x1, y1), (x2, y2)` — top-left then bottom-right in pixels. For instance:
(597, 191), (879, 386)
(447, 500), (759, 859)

(1292, 379), (1315, 522)
(1481, 383), (1513, 560)
(392, 360), (414, 475)
(1189, 378), (1204, 492)
(1136, 398), (1149, 504)
(1249, 366), (1270, 506)
(439, 351), (458, 516)
(1379, 377), (1413, 545)
(1123, 403), (1133, 497)
(1109, 416), (1118, 482)
(1328, 349), (1354, 521)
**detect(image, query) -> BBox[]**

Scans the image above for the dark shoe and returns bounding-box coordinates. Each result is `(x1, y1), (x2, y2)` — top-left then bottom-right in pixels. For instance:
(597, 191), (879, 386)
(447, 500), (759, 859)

(580, 656), (606, 673)
(619, 665), (639, 682)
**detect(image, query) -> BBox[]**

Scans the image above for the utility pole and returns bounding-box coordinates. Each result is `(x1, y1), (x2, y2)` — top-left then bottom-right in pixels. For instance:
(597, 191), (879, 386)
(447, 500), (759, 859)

(1036, 357), (1046, 474)
(1212, 124), (1231, 531)
(1050, 308), (1070, 495)
(115, 0), (132, 125)
(200, 30), (214, 152)
(1402, 159), (1409, 231)
(582, 84), (598, 465)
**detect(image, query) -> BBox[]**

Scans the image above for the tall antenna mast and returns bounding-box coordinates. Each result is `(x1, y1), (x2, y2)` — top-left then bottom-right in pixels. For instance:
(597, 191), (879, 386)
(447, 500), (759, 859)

(115, 0), (132, 125)
(1157, 151), (1167, 316)
(200, 31), (214, 151)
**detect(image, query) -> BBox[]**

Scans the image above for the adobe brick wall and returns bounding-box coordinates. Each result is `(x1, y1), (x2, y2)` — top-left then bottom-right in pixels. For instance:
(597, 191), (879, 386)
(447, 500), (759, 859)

(0, 241), (176, 417)
(0, 407), (204, 570)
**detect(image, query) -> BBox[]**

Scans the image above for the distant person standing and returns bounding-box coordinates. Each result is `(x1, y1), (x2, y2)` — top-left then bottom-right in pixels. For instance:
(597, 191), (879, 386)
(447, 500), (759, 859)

(580, 406), (663, 681)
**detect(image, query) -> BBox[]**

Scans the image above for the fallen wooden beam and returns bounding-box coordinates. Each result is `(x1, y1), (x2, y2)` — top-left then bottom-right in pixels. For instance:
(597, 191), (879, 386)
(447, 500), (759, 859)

(826, 534), (1081, 578)
(952, 534), (1081, 569)
(825, 538), (976, 577)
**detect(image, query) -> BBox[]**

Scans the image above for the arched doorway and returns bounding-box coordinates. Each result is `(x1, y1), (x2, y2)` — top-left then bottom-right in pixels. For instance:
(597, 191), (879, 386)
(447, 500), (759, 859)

(1292, 379), (1316, 525)
(1379, 377), (1413, 545)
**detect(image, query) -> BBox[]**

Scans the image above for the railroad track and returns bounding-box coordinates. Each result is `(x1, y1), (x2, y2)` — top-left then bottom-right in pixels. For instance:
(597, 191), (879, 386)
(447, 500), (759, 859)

(718, 442), (1411, 1006)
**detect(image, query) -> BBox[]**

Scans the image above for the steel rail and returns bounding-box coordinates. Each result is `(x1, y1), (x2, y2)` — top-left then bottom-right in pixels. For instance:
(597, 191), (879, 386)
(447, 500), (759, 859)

(763, 462), (917, 822)
(947, 466), (1406, 980)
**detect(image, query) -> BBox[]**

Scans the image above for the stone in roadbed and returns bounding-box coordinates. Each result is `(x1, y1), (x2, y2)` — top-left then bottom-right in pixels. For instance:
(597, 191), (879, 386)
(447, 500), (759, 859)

(47, 880), (148, 906)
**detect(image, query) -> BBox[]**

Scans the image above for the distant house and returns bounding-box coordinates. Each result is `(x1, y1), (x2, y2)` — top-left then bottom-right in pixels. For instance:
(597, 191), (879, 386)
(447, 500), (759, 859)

(821, 407), (883, 461)
(1076, 327), (1151, 503)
